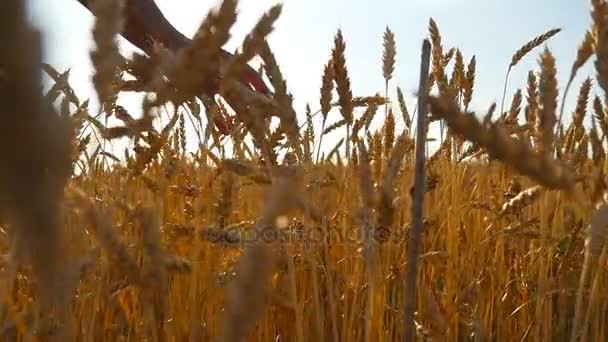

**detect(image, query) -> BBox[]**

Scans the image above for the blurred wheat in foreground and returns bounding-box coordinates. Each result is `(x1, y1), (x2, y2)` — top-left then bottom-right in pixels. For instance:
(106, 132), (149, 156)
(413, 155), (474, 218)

(3, 0), (608, 341)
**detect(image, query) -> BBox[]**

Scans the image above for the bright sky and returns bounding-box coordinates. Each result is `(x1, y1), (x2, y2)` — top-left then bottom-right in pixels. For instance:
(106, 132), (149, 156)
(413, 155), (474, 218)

(25, 0), (594, 156)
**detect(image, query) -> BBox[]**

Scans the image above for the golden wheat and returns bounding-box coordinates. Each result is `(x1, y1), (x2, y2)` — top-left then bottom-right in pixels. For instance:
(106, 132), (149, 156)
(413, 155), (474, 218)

(7, 0), (608, 340)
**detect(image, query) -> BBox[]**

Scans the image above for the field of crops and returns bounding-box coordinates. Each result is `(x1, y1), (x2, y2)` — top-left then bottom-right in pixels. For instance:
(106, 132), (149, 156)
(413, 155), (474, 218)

(2, 0), (608, 341)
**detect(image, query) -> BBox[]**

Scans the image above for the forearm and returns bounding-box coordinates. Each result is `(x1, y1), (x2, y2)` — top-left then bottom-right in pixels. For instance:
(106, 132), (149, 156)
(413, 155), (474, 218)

(74, 0), (190, 54)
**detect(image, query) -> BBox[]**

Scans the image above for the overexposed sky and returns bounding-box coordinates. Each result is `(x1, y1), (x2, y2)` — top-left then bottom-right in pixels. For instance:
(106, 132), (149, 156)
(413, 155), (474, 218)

(25, 0), (594, 154)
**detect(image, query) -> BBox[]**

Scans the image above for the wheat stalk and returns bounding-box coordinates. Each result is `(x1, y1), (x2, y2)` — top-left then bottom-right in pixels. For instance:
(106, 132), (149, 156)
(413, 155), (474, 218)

(450, 49), (465, 101)
(558, 30), (595, 132)
(538, 47), (558, 157)
(571, 201), (608, 342)
(590, 116), (606, 163)
(0, 3), (77, 338)
(500, 28), (561, 114)
(593, 0), (608, 100)
(525, 71), (539, 142)
(382, 26), (397, 88)
(259, 40), (303, 160)
(505, 88), (523, 124)
(429, 18), (449, 97)
(89, 0), (125, 114)
(355, 140), (376, 342)
(332, 29), (354, 157)
(383, 109), (396, 159)
(317, 58), (335, 162)
(499, 185), (542, 217)
(463, 55), (476, 111)
(397, 87), (411, 132)
(572, 78), (593, 141)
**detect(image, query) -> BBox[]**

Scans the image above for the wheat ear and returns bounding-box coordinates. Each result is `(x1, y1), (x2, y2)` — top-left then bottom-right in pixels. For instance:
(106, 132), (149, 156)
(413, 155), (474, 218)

(427, 95), (577, 190)
(558, 30), (594, 132)
(500, 28), (561, 115)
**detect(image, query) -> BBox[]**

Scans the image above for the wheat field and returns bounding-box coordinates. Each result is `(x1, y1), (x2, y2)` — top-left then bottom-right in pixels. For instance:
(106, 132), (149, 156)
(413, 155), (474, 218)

(2, 0), (608, 341)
